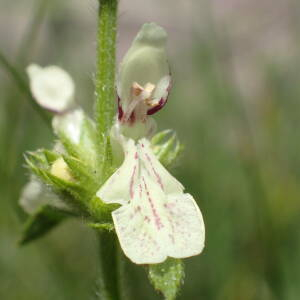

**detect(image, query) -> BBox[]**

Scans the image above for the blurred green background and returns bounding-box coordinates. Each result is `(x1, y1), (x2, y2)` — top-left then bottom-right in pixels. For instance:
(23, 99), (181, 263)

(1, 0), (300, 299)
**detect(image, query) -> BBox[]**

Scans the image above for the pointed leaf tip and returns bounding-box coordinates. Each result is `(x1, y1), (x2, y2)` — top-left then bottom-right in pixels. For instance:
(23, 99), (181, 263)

(19, 205), (68, 245)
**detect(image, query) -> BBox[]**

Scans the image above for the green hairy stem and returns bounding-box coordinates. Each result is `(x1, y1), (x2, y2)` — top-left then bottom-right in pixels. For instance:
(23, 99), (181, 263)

(94, 1), (119, 299)
(95, 0), (118, 140)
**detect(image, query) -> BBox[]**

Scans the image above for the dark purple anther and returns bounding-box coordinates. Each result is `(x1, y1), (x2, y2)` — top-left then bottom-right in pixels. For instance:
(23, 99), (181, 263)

(117, 97), (124, 120)
(147, 98), (168, 115)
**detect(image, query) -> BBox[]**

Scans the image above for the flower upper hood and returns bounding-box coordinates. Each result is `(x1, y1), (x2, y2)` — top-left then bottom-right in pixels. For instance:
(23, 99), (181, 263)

(117, 23), (171, 124)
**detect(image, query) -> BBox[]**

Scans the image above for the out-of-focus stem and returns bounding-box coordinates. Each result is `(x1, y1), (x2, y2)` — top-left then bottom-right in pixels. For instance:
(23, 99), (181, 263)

(18, 0), (49, 63)
(0, 51), (51, 127)
(97, 231), (120, 300)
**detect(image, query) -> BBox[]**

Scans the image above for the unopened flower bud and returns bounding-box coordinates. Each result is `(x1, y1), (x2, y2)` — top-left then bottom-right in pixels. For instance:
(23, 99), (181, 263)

(27, 64), (75, 113)
(50, 157), (74, 182)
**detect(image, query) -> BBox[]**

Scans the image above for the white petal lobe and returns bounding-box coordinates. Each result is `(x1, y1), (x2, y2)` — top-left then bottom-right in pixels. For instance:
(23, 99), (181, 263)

(138, 138), (183, 194)
(27, 64), (75, 112)
(52, 108), (84, 144)
(163, 193), (205, 258)
(96, 139), (139, 206)
(19, 176), (69, 214)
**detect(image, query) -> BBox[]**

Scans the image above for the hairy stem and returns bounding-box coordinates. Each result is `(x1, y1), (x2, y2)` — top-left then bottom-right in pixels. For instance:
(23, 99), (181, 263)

(94, 1), (120, 299)
(95, 0), (118, 143)
(94, 0), (118, 182)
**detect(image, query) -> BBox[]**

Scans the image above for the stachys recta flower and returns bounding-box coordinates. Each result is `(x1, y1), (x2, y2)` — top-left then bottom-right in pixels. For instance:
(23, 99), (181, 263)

(97, 23), (205, 264)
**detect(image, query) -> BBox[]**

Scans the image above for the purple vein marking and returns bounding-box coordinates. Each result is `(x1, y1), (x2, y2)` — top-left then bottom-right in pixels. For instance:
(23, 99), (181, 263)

(139, 184), (142, 199)
(142, 176), (163, 230)
(144, 152), (164, 190)
(129, 165), (137, 199)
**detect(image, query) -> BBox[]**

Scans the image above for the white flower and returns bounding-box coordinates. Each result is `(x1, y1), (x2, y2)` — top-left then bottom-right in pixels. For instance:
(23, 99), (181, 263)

(97, 23), (205, 264)
(52, 108), (84, 144)
(27, 64), (85, 145)
(27, 64), (75, 113)
(97, 137), (205, 264)
(19, 176), (69, 214)
(111, 23), (173, 164)
(117, 23), (171, 130)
